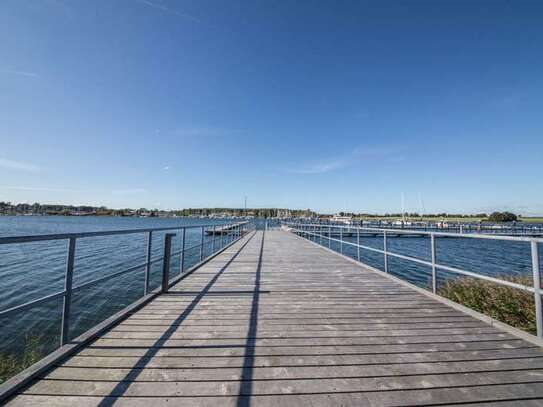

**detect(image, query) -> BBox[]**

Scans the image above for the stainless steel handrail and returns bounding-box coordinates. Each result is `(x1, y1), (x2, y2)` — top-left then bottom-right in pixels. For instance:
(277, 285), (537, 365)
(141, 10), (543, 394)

(284, 221), (543, 338)
(0, 222), (245, 244)
(0, 221), (253, 345)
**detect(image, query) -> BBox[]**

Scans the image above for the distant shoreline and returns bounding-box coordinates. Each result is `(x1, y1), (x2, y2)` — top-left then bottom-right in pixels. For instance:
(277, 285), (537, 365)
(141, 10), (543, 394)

(1, 213), (542, 223)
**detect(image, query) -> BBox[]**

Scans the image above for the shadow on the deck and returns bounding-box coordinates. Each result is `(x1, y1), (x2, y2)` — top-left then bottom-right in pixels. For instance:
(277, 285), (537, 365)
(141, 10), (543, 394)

(237, 230), (265, 407)
(96, 232), (257, 407)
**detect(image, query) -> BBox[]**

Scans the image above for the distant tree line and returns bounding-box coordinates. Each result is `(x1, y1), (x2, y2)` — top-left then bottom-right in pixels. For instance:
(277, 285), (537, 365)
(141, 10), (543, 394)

(0, 202), (316, 218)
(0, 202), (521, 222)
(487, 212), (518, 222)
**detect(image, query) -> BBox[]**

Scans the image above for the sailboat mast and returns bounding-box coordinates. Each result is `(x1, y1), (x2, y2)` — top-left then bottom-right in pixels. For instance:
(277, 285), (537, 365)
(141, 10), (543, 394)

(401, 192), (405, 223)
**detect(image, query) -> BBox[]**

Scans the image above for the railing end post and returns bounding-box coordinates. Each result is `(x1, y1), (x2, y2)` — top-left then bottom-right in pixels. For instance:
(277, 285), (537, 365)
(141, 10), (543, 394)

(431, 233), (437, 294)
(531, 240), (542, 338)
(60, 236), (77, 346)
(162, 233), (176, 293)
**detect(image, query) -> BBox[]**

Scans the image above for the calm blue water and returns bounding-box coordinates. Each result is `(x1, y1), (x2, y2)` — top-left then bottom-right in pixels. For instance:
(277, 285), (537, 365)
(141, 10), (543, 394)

(0, 216), (245, 357)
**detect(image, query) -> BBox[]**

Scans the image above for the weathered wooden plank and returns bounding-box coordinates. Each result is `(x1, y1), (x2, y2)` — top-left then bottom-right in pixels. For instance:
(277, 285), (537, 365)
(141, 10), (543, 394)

(60, 348), (543, 369)
(46, 357), (543, 381)
(20, 370), (543, 396)
(75, 341), (536, 359)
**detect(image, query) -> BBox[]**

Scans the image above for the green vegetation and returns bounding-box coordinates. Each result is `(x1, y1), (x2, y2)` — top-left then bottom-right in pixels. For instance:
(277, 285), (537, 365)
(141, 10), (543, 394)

(438, 276), (536, 335)
(0, 336), (44, 384)
(488, 211), (518, 222)
(523, 217), (543, 223)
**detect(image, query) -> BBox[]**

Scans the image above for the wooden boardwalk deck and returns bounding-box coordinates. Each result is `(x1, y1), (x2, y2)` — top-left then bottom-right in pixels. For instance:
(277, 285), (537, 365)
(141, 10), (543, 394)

(7, 230), (543, 406)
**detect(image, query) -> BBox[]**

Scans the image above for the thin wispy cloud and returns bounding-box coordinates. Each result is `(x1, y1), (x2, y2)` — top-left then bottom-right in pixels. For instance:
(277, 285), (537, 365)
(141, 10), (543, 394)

(0, 186), (78, 192)
(288, 146), (402, 175)
(171, 126), (245, 138)
(111, 188), (148, 195)
(290, 158), (349, 174)
(163, 166), (170, 171)
(135, 0), (201, 23)
(4, 70), (40, 78)
(0, 158), (40, 173)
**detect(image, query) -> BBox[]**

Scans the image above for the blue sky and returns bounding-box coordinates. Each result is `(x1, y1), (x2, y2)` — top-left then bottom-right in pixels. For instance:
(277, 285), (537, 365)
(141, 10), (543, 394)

(1, 0), (542, 214)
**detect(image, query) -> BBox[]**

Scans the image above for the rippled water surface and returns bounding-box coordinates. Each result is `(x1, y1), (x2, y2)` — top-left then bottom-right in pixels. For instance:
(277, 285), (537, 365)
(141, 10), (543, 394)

(0, 216), (242, 356)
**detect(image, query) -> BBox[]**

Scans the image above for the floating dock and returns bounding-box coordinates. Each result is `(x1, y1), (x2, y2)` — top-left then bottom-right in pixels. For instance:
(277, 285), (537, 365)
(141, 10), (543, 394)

(4, 230), (543, 406)
(205, 223), (244, 235)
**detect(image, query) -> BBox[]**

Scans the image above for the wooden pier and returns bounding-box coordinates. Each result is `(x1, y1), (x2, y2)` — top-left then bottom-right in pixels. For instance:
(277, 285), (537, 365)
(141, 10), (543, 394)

(6, 230), (543, 406)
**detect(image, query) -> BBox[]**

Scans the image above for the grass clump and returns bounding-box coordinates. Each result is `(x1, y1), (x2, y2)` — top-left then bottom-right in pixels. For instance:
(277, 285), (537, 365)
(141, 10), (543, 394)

(0, 335), (44, 384)
(438, 275), (537, 335)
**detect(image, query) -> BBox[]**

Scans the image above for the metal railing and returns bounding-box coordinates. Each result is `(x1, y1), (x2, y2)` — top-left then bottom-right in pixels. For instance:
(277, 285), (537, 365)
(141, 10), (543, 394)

(284, 222), (543, 338)
(0, 221), (253, 347)
(284, 219), (543, 237)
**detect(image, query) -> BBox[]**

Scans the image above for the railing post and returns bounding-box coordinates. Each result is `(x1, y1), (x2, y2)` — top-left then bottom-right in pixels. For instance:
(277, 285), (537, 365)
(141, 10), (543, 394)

(357, 227), (361, 262)
(212, 225), (216, 253)
(221, 224), (225, 247)
(340, 227), (343, 254)
(60, 236), (76, 346)
(431, 234), (437, 293)
(162, 233), (175, 293)
(531, 241), (542, 338)
(383, 231), (388, 273)
(320, 225), (323, 245)
(180, 228), (186, 273)
(200, 226), (204, 261)
(144, 231), (153, 295)
(328, 225), (331, 248)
